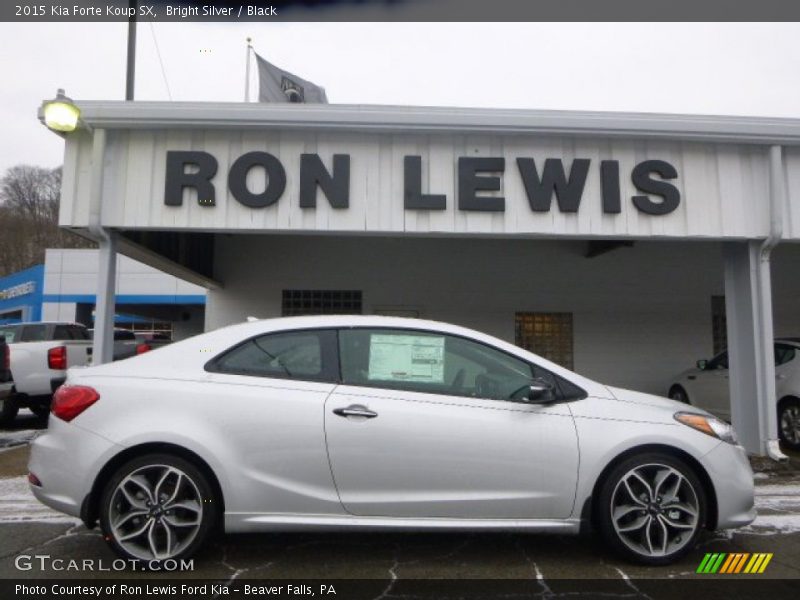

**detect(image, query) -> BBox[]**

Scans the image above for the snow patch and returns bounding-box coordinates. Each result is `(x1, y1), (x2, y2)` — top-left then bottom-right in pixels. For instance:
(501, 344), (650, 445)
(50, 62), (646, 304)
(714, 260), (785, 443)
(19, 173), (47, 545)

(0, 476), (80, 524)
(0, 429), (42, 450)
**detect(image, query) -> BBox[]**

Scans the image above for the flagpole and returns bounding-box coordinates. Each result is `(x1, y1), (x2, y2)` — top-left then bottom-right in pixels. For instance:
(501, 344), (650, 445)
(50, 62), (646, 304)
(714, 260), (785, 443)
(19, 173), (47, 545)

(244, 37), (253, 102)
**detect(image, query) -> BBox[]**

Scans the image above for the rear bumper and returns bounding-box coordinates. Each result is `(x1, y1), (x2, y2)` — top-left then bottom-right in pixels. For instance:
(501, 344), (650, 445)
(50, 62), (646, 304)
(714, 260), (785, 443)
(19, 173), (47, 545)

(28, 417), (122, 518)
(700, 442), (757, 529)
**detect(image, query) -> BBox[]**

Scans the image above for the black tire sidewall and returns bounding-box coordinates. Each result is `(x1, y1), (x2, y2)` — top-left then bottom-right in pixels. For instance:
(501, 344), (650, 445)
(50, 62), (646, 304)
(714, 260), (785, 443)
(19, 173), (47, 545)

(669, 386), (689, 404)
(597, 452), (707, 565)
(99, 453), (218, 565)
(0, 395), (19, 425)
(778, 399), (800, 449)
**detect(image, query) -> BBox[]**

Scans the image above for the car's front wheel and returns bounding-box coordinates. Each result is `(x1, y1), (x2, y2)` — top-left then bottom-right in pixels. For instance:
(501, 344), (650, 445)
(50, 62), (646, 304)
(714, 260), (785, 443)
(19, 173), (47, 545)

(597, 452), (706, 565)
(778, 398), (800, 450)
(99, 454), (218, 563)
(668, 386), (690, 405)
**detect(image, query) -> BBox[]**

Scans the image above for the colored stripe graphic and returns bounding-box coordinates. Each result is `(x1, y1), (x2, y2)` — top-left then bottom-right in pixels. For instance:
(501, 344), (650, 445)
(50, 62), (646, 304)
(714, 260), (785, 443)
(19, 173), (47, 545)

(699, 552), (772, 574)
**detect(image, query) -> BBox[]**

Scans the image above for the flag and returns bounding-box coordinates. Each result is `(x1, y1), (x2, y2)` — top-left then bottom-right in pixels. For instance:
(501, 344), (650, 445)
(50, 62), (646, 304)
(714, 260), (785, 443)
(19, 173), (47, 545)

(254, 53), (328, 104)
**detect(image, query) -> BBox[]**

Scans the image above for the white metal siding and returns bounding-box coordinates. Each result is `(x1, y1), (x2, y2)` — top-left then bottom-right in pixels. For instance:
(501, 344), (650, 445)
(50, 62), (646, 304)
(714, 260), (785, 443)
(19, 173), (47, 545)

(61, 129), (780, 240)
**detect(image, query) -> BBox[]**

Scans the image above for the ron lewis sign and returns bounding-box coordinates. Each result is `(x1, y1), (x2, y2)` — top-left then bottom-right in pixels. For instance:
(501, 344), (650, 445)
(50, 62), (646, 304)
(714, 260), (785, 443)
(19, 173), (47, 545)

(164, 151), (680, 217)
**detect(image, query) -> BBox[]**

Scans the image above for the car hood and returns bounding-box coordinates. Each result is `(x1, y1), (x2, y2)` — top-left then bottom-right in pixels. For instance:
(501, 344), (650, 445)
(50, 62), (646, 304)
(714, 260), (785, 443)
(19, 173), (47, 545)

(606, 385), (713, 416)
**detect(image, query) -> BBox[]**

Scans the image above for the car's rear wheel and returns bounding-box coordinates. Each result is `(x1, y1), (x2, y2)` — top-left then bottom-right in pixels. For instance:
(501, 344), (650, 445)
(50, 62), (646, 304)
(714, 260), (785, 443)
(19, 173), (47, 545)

(778, 398), (800, 450)
(99, 454), (218, 563)
(668, 386), (690, 405)
(597, 452), (706, 565)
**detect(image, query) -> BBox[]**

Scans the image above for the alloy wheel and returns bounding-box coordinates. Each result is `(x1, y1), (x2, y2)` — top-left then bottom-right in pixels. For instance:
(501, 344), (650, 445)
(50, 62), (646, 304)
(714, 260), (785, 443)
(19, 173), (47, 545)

(610, 463), (700, 558)
(108, 464), (203, 561)
(780, 404), (800, 446)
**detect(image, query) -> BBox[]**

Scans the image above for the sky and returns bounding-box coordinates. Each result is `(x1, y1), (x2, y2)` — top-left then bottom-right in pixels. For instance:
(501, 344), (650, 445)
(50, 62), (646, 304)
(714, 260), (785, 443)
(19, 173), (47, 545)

(0, 22), (799, 176)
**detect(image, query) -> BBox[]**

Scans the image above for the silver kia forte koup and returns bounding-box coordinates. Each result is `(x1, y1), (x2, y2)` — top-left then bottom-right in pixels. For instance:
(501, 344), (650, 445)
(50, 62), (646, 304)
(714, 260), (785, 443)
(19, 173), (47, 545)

(29, 316), (755, 565)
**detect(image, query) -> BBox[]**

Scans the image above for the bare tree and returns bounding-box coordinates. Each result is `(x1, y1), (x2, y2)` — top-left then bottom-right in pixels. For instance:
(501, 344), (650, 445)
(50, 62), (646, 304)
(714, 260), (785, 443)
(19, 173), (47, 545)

(0, 164), (93, 277)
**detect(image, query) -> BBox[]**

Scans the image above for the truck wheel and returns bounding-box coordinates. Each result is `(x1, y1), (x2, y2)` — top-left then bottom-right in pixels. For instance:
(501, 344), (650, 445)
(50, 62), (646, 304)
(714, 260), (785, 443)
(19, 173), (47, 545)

(0, 395), (19, 426)
(29, 402), (51, 420)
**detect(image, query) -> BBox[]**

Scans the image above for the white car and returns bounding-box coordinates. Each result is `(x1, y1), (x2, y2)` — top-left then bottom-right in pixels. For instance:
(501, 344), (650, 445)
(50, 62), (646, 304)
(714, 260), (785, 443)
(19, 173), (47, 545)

(668, 339), (800, 450)
(29, 316), (755, 566)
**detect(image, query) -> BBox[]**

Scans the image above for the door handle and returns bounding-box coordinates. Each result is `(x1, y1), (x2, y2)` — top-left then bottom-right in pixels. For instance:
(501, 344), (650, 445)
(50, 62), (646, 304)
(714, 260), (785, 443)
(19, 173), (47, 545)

(333, 405), (378, 419)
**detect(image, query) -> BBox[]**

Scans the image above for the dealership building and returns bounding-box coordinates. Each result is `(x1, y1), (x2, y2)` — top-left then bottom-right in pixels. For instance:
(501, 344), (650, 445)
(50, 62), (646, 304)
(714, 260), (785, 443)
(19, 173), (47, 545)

(45, 101), (800, 457)
(0, 249), (205, 339)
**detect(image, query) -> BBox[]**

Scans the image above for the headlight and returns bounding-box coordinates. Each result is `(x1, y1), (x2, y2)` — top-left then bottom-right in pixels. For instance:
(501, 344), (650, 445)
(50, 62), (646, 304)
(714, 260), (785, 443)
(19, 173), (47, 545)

(674, 412), (738, 444)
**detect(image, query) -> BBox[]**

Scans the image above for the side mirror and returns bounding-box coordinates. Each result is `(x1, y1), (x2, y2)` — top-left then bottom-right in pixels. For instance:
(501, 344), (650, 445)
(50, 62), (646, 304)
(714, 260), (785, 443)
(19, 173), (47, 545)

(527, 378), (556, 403)
(696, 359), (708, 370)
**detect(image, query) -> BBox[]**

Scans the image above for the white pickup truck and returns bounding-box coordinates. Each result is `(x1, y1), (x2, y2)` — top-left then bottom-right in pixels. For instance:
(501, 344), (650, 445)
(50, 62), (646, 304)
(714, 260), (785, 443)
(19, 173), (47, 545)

(0, 322), (92, 424)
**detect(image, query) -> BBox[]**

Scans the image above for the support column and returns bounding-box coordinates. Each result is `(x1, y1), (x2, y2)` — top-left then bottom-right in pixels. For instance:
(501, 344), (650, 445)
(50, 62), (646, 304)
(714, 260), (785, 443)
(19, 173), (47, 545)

(93, 230), (117, 365)
(723, 241), (780, 456)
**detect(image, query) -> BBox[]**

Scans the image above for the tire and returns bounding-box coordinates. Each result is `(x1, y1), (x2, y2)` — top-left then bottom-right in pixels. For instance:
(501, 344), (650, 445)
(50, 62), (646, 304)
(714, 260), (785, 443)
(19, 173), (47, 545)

(29, 401), (51, 420)
(0, 395), (19, 426)
(596, 452), (707, 565)
(668, 386), (690, 405)
(778, 398), (800, 450)
(99, 453), (219, 564)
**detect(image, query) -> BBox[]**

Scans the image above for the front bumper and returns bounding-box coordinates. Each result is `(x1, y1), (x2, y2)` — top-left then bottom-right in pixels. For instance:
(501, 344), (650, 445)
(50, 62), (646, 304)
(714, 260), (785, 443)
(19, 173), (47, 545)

(700, 441), (756, 529)
(28, 417), (122, 518)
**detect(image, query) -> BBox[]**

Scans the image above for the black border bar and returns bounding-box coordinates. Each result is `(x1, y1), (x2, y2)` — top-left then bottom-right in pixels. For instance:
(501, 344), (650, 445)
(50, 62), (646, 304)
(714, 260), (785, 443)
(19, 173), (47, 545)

(4, 0), (800, 22)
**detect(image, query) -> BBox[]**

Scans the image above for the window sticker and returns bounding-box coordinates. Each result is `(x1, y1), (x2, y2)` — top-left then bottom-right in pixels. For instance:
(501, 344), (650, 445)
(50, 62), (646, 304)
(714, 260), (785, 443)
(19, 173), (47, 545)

(368, 334), (445, 383)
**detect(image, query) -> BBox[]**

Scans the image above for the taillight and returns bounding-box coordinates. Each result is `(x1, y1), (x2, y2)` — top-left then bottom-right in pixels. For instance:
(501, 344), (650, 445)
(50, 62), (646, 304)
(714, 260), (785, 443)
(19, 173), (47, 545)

(51, 385), (99, 422)
(48, 346), (67, 370)
(136, 343), (151, 355)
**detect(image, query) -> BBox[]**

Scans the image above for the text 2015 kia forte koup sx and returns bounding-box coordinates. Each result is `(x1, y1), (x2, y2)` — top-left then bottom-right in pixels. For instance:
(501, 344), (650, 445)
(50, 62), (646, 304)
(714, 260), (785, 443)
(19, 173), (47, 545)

(29, 316), (755, 565)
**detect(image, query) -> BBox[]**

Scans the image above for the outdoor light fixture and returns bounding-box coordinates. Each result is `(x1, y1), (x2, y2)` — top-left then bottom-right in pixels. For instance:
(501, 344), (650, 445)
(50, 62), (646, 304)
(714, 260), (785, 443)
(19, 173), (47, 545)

(40, 88), (81, 134)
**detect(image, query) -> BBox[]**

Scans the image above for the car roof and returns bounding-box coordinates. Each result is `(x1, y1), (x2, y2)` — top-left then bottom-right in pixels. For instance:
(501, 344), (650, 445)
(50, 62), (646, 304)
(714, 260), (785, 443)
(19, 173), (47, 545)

(232, 315), (483, 335)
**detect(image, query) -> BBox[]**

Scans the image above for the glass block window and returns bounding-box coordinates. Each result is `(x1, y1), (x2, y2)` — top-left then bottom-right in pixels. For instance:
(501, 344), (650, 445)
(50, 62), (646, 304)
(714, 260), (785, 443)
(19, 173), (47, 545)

(515, 312), (574, 370)
(712, 295), (727, 355)
(282, 290), (363, 316)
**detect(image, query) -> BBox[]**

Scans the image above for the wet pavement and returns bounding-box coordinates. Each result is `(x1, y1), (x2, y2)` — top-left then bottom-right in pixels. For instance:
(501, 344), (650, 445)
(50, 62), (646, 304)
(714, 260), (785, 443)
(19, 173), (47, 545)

(0, 418), (799, 583)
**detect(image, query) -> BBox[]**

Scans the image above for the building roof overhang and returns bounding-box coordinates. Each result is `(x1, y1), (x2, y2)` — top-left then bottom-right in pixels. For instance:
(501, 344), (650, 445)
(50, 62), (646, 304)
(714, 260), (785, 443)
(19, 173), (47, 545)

(54, 101), (800, 146)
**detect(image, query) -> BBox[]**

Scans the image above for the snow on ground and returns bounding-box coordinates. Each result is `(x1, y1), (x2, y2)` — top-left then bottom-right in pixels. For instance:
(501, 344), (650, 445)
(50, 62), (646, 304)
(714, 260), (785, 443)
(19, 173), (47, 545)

(0, 476), (80, 523)
(745, 479), (800, 534)
(0, 429), (42, 451)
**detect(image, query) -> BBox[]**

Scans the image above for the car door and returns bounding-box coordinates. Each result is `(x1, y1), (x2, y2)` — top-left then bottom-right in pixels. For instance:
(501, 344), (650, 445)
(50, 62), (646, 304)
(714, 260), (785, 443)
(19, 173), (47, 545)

(204, 328), (346, 516)
(324, 327), (580, 520)
(774, 343), (797, 399)
(689, 351), (731, 419)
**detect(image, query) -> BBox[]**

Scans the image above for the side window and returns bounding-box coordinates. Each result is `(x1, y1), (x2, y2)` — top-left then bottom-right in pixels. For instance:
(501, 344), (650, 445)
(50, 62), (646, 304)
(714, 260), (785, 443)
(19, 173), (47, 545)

(208, 329), (336, 382)
(0, 326), (20, 343)
(69, 326), (90, 340)
(340, 328), (547, 401)
(20, 325), (47, 342)
(53, 325), (72, 340)
(707, 351), (729, 370)
(775, 344), (796, 367)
